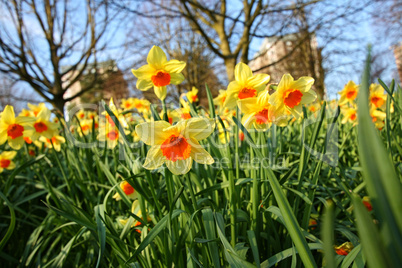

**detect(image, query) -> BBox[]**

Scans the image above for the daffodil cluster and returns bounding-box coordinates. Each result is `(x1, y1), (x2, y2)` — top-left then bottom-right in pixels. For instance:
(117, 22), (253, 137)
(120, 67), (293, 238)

(338, 81), (389, 129)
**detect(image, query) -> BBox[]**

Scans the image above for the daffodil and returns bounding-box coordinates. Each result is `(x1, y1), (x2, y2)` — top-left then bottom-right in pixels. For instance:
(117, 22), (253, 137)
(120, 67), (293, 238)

(132, 46), (186, 100)
(369, 83), (386, 110)
(269, 74), (316, 126)
(334, 242), (354, 256)
(370, 107), (386, 130)
(237, 90), (272, 131)
(119, 200), (152, 229)
(0, 151), (17, 173)
(28, 103), (47, 117)
(0, 105), (35, 150)
(213, 89), (227, 113)
(341, 106), (357, 125)
(135, 118), (215, 175)
(133, 98), (151, 114)
(39, 135), (66, 152)
(113, 181), (138, 201)
(76, 109), (86, 120)
(160, 109), (180, 125)
(31, 108), (59, 141)
(121, 98), (135, 110)
(186, 87), (199, 103)
(98, 124), (123, 149)
(224, 63), (270, 109)
(338, 81), (359, 105)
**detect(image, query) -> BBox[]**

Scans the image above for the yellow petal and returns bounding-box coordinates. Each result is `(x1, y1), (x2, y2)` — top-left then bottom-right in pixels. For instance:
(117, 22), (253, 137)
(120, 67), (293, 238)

(0, 131), (7, 145)
(8, 136), (24, 150)
(169, 73), (185, 85)
(137, 79), (153, 91)
(147, 46), (167, 70)
(166, 158), (192, 175)
(131, 65), (154, 80)
(1, 151), (17, 159)
(143, 145), (166, 169)
(247, 73), (270, 89)
(154, 86), (167, 100)
(300, 90), (317, 105)
(241, 112), (256, 129)
(6, 161), (16, 170)
(135, 121), (171, 145)
(189, 139), (214, 164)
(291, 76), (314, 92)
(235, 62), (252, 84)
(185, 118), (215, 141)
(1, 105), (16, 125)
(164, 59), (186, 73)
(237, 97), (258, 114)
(277, 74), (294, 93)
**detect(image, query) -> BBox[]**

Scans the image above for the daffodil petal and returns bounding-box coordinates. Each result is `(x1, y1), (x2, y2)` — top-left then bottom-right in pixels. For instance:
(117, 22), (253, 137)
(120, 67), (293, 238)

(135, 121), (171, 145)
(291, 76), (315, 92)
(131, 65), (154, 80)
(164, 60), (186, 73)
(147, 46), (167, 70)
(185, 118), (215, 141)
(154, 86), (167, 100)
(8, 136), (24, 150)
(247, 73), (270, 89)
(237, 97), (258, 114)
(235, 62), (253, 83)
(189, 139), (214, 165)
(1, 105), (15, 125)
(143, 145), (166, 169)
(166, 158), (192, 175)
(277, 74), (294, 93)
(2, 151), (17, 159)
(137, 79), (153, 91)
(300, 91), (317, 105)
(6, 161), (15, 170)
(169, 73), (185, 85)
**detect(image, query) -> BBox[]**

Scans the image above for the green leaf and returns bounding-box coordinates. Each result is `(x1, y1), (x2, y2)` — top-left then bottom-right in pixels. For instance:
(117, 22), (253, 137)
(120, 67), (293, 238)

(202, 208), (221, 268)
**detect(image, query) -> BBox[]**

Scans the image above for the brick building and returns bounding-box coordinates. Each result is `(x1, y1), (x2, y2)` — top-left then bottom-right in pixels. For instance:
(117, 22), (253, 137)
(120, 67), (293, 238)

(249, 32), (325, 99)
(63, 60), (128, 108)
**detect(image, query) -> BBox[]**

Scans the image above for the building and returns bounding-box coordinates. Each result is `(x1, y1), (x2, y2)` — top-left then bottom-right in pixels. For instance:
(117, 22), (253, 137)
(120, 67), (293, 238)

(63, 60), (128, 108)
(393, 42), (402, 83)
(249, 32), (325, 99)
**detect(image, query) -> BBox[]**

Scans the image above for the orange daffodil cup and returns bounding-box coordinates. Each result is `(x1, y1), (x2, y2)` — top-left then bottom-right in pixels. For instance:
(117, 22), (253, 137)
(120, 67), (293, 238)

(132, 46), (186, 101)
(0, 105), (35, 150)
(269, 74), (316, 126)
(224, 62), (270, 109)
(135, 118), (215, 175)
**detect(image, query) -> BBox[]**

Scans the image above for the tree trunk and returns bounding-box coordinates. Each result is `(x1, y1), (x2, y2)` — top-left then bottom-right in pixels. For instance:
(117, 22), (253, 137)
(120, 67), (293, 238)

(52, 95), (66, 115)
(224, 57), (236, 82)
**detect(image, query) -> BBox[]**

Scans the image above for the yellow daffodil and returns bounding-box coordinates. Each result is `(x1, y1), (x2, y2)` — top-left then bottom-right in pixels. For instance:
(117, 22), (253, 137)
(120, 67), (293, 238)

(121, 98), (135, 110)
(31, 108), (59, 141)
(224, 62), (270, 109)
(132, 46), (186, 101)
(119, 200), (152, 229)
(135, 118), (215, 175)
(28, 103), (47, 117)
(133, 98), (151, 114)
(237, 90), (272, 131)
(113, 181), (138, 201)
(369, 83), (386, 110)
(76, 109), (86, 120)
(39, 135), (66, 152)
(160, 109), (180, 125)
(334, 242), (354, 256)
(97, 124), (123, 149)
(269, 74), (316, 126)
(186, 87), (199, 103)
(0, 105), (35, 150)
(341, 106), (357, 125)
(338, 81), (359, 105)
(370, 107), (386, 130)
(19, 108), (34, 117)
(0, 151), (17, 173)
(213, 89), (227, 114)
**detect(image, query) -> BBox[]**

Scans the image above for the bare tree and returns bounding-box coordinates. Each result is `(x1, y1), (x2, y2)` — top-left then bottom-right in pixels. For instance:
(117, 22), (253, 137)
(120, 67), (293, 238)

(0, 0), (122, 112)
